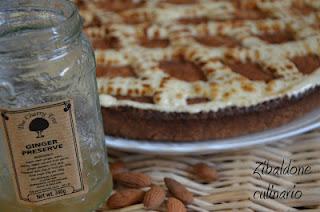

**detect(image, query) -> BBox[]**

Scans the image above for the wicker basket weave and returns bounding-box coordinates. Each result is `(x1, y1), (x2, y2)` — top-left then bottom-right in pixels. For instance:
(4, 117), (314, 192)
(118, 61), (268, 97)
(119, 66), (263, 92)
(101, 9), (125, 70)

(100, 130), (320, 212)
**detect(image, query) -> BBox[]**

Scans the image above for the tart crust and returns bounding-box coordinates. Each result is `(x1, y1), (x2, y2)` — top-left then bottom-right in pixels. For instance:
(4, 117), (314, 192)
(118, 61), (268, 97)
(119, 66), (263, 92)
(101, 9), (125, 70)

(102, 87), (320, 141)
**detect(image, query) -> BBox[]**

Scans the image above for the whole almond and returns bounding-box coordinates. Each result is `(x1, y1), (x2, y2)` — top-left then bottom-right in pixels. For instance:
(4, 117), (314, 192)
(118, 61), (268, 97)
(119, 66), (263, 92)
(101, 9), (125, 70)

(110, 161), (127, 177)
(114, 172), (151, 188)
(143, 185), (166, 209)
(107, 189), (145, 209)
(164, 178), (193, 204)
(167, 197), (186, 212)
(192, 163), (218, 182)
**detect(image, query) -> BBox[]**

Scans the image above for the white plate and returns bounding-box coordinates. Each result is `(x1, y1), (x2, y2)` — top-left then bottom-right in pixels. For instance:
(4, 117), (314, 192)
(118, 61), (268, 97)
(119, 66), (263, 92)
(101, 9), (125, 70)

(105, 108), (320, 155)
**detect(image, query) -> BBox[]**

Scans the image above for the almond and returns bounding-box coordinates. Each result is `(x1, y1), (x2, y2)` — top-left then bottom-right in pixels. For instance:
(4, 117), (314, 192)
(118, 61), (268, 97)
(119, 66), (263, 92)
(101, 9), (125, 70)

(107, 189), (145, 209)
(143, 185), (166, 209)
(167, 197), (186, 212)
(164, 178), (193, 204)
(110, 161), (127, 177)
(192, 163), (218, 182)
(114, 172), (152, 188)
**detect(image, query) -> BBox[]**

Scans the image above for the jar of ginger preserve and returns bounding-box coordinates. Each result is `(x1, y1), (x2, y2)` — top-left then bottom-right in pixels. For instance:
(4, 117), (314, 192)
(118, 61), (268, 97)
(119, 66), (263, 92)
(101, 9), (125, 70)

(0, 0), (112, 211)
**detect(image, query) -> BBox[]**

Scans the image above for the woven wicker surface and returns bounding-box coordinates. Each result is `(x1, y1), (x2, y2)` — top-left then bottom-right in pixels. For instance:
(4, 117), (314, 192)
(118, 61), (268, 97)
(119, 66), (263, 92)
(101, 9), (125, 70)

(100, 130), (320, 211)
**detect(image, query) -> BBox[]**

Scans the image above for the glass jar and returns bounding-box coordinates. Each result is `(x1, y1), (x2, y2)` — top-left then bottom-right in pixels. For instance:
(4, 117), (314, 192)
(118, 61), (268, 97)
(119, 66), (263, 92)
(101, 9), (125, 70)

(0, 0), (112, 211)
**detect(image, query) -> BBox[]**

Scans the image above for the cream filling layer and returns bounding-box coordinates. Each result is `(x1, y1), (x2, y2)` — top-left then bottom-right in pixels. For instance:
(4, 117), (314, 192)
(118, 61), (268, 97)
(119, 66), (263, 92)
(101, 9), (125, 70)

(99, 68), (320, 113)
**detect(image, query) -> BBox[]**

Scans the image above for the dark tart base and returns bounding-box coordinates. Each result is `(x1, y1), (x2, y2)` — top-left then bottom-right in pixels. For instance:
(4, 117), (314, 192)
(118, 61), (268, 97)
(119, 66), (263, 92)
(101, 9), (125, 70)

(102, 88), (320, 141)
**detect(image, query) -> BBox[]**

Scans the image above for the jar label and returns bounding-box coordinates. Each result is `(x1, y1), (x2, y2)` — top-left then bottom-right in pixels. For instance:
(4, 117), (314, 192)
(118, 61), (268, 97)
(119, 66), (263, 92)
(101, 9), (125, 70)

(0, 99), (88, 205)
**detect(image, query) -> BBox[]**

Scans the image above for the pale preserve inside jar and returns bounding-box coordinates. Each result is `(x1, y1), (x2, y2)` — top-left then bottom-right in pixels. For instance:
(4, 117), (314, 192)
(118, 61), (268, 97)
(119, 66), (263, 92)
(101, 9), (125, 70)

(0, 0), (112, 211)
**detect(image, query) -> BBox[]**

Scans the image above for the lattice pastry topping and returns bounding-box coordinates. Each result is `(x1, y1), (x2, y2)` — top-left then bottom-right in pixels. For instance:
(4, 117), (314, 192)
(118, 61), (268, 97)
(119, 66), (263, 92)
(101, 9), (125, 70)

(78, 0), (320, 113)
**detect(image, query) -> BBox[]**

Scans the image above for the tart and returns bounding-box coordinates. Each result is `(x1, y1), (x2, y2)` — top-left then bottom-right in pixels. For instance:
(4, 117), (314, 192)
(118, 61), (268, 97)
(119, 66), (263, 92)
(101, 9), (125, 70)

(77, 0), (320, 141)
